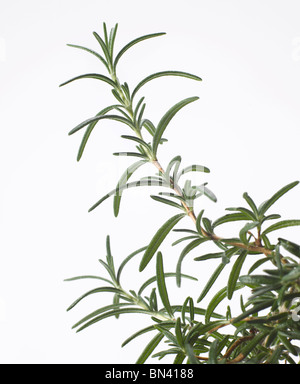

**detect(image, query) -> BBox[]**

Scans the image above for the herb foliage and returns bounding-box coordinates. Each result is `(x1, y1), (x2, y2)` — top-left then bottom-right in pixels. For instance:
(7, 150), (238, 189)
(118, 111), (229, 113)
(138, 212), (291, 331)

(62, 23), (300, 364)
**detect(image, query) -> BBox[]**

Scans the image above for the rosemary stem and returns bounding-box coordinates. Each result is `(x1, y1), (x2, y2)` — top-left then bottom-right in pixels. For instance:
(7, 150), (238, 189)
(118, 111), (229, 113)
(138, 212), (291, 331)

(151, 158), (272, 256)
(110, 67), (272, 257)
(119, 286), (172, 322)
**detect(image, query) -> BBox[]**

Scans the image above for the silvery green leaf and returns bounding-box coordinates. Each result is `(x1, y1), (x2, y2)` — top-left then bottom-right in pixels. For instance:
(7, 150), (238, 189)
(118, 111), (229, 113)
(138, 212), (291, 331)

(114, 32), (166, 69)
(262, 220), (300, 236)
(132, 71), (202, 100)
(139, 213), (186, 272)
(59, 73), (115, 88)
(258, 181), (299, 216)
(152, 97), (199, 157)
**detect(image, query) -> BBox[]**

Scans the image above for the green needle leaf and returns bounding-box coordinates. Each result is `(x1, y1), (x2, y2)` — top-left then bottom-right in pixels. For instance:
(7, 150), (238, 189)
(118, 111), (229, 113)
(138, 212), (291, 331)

(68, 114), (135, 136)
(105, 235), (115, 275)
(181, 297), (195, 324)
(113, 160), (146, 217)
(205, 283), (244, 324)
(102, 23), (109, 46)
(195, 209), (204, 235)
(108, 23), (118, 57)
(212, 213), (249, 229)
(243, 192), (259, 218)
(139, 213), (186, 271)
(66, 44), (109, 70)
(155, 325), (178, 346)
(121, 135), (152, 152)
(226, 207), (256, 221)
(238, 332), (268, 359)
(247, 256), (270, 274)
(239, 274), (279, 286)
(232, 299), (275, 323)
(113, 152), (146, 158)
(132, 71), (202, 100)
(278, 334), (298, 356)
(260, 214), (281, 225)
(89, 177), (169, 213)
(150, 195), (185, 211)
(184, 342), (200, 364)
(141, 119), (156, 136)
(278, 238), (300, 258)
(59, 73), (116, 88)
(197, 247), (239, 302)
(164, 155), (182, 182)
(72, 302), (130, 329)
(93, 31), (111, 65)
(76, 308), (153, 333)
(152, 97), (199, 157)
(76, 105), (120, 161)
(175, 318), (184, 348)
(239, 221), (259, 244)
(156, 252), (173, 318)
(194, 252), (224, 262)
(121, 322), (174, 347)
(138, 272), (197, 296)
(64, 275), (113, 285)
(66, 287), (122, 311)
(197, 263), (226, 303)
(136, 332), (164, 364)
(258, 181), (299, 216)
(114, 32), (166, 70)
(208, 339), (220, 364)
(177, 164), (210, 180)
(201, 185), (217, 203)
(117, 246), (148, 283)
(262, 220), (300, 235)
(227, 250), (248, 300)
(176, 238), (208, 287)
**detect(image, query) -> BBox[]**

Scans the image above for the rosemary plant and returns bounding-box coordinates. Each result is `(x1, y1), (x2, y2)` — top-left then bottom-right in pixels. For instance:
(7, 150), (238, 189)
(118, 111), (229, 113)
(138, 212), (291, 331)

(61, 23), (300, 364)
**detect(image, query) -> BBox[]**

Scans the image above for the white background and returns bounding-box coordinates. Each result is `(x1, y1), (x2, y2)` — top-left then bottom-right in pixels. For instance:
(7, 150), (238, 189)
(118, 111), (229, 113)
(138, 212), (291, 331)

(0, 0), (299, 364)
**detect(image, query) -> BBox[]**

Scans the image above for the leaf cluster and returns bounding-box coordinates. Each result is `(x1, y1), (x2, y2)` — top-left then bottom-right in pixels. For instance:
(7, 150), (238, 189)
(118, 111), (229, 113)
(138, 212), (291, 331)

(62, 23), (300, 364)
